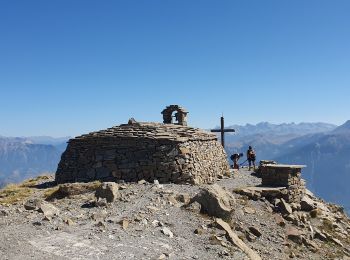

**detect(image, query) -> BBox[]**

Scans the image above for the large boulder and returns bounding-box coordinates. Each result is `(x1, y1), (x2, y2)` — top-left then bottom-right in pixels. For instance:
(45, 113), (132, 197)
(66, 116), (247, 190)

(95, 182), (120, 203)
(191, 184), (235, 219)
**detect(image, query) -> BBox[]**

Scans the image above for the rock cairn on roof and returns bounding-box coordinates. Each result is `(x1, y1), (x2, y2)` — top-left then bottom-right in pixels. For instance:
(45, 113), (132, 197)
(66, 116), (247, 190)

(55, 106), (230, 184)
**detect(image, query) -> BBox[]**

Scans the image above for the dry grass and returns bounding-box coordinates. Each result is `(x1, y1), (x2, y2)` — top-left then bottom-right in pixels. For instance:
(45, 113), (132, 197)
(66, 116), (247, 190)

(86, 181), (102, 190)
(0, 175), (52, 205)
(43, 186), (60, 200)
(20, 175), (51, 188)
(0, 184), (33, 205)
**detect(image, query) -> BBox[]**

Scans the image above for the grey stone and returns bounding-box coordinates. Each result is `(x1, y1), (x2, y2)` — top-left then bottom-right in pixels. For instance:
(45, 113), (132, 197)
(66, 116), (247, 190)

(249, 226), (262, 237)
(194, 228), (205, 235)
(0, 209), (9, 216)
(24, 199), (42, 211)
(277, 198), (293, 215)
(286, 226), (304, 244)
(86, 169), (96, 179)
(314, 229), (327, 241)
(274, 214), (286, 227)
(95, 182), (120, 203)
(176, 193), (191, 204)
(38, 202), (60, 218)
(138, 179), (147, 185)
(192, 184), (235, 220)
(185, 201), (201, 213)
(300, 196), (316, 211)
(161, 227), (174, 238)
(95, 167), (110, 179)
(216, 219), (262, 260)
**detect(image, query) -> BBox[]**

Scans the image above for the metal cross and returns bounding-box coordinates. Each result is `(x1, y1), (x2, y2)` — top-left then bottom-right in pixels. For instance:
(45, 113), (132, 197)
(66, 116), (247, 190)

(211, 116), (235, 148)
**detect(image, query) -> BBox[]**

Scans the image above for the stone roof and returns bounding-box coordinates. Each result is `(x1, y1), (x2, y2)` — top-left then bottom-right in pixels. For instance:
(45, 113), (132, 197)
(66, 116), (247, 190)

(263, 164), (307, 169)
(72, 122), (217, 143)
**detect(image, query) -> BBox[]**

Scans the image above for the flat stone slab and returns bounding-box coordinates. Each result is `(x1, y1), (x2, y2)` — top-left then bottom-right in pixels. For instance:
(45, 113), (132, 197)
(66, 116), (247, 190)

(241, 187), (286, 192)
(233, 186), (289, 200)
(263, 164), (306, 169)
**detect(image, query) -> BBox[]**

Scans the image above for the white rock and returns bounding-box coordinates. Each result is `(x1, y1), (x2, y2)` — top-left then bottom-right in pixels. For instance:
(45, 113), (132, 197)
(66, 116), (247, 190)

(38, 202), (60, 218)
(152, 220), (160, 227)
(161, 227), (174, 238)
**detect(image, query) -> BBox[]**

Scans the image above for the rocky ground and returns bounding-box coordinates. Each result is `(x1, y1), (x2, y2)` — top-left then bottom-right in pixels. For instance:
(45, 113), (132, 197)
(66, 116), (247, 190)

(0, 168), (349, 260)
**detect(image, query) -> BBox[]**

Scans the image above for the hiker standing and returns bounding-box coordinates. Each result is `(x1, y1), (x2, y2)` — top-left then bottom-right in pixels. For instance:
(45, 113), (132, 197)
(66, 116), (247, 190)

(246, 146), (256, 171)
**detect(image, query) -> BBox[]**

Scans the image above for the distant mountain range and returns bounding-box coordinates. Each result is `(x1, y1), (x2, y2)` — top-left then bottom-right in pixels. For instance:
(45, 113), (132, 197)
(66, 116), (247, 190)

(275, 121), (350, 214)
(226, 122), (337, 136)
(0, 137), (68, 187)
(223, 122), (337, 160)
(222, 121), (350, 214)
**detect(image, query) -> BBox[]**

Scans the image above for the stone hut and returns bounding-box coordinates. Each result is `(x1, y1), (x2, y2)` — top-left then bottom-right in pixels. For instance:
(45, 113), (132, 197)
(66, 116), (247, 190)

(55, 106), (230, 184)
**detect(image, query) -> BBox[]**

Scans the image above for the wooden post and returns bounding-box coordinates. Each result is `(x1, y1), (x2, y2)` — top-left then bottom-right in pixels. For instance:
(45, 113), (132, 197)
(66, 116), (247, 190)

(221, 116), (225, 148)
(211, 116), (235, 148)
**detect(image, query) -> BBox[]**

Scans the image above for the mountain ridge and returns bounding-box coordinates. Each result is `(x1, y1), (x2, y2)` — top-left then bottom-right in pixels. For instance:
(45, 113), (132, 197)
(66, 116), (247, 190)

(225, 121), (337, 136)
(0, 136), (68, 188)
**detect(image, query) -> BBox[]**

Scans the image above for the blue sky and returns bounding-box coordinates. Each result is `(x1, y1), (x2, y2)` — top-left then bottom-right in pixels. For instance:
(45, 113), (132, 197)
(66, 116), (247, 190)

(1, 0), (349, 137)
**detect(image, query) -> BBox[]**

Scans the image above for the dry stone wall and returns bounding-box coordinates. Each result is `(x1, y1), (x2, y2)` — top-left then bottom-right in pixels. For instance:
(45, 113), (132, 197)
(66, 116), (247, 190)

(177, 141), (229, 184)
(55, 123), (230, 185)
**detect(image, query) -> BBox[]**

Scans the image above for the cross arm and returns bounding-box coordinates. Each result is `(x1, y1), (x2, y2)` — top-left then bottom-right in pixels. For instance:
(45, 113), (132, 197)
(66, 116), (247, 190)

(210, 129), (235, 133)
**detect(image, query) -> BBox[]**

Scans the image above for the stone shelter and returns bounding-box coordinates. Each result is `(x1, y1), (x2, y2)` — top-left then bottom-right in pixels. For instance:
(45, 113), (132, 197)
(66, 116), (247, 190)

(55, 106), (230, 184)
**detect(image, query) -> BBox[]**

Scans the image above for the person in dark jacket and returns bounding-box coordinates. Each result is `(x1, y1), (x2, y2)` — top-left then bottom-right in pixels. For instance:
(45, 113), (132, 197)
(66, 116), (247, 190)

(246, 146), (256, 171)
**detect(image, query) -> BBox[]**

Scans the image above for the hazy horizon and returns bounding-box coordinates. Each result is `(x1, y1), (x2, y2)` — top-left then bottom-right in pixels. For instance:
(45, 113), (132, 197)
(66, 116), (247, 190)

(0, 120), (343, 138)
